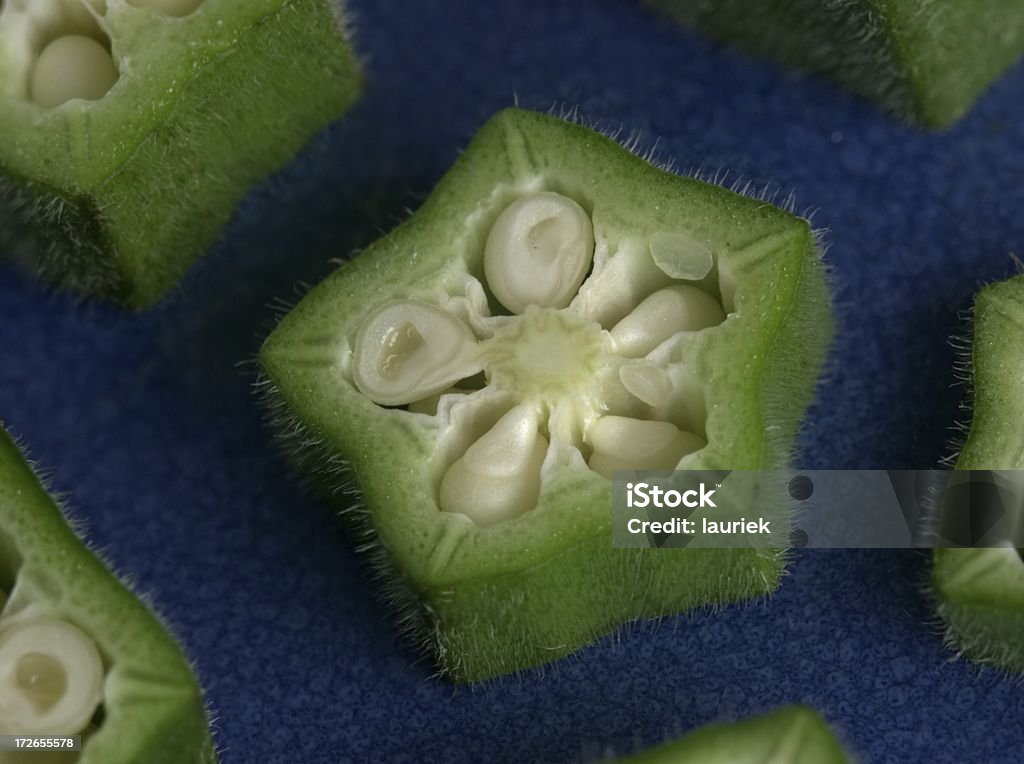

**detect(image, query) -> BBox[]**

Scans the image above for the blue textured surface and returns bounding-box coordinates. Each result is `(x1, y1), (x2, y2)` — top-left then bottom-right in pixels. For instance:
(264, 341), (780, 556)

(1, 1), (1023, 762)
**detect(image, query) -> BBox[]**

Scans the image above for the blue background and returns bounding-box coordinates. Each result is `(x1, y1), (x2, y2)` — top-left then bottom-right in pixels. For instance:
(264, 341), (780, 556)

(2, 1), (1023, 761)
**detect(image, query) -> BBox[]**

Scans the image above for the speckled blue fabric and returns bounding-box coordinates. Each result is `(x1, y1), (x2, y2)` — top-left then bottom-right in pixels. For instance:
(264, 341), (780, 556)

(1, 1), (1022, 762)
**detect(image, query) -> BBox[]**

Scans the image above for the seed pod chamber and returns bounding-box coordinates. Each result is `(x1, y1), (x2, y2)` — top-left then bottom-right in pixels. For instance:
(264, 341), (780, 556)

(932, 274), (1024, 672)
(259, 109), (834, 682)
(0, 0), (362, 309)
(0, 426), (216, 762)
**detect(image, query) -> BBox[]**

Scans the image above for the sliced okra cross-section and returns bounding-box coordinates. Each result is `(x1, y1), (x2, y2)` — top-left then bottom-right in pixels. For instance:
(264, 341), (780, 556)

(614, 705), (850, 763)
(0, 425), (216, 763)
(0, 0), (362, 309)
(646, 0), (1024, 128)
(932, 274), (1024, 673)
(259, 108), (834, 682)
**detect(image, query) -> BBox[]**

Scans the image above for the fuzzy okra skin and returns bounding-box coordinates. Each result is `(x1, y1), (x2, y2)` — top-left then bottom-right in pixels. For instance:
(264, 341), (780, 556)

(932, 274), (1024, 672)
(646, 0), (1024, 129)
(0, 426), (216, 763)
(0, 0), (361, 310)
(615, 705), (850, 763)
(260, 108), (833, 682)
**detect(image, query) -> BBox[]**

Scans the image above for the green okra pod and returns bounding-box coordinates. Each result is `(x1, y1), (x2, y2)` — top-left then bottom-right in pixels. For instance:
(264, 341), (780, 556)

(933, 274), (1024, 672)
(0, 0), (362, 308)
(646, 0), (1024, 128)
(0, 425), (216, 763)
(614, 705), (850, 763)
(260, 108), (833, 682)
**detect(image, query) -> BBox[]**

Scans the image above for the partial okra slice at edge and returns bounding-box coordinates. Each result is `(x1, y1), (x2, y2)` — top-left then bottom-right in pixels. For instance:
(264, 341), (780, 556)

(259, 107), (834, 682)
(0, 425), (216, 763)
(613, 705), (851, 763)
(646, 0), (1024, 129)
(0, 0), (362, 309)
(932, 274), (1024, 673)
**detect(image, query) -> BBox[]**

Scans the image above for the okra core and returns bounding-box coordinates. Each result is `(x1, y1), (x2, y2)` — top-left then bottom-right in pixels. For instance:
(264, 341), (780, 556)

(0, 617), (104, 736)
(349, 189), (726, 526)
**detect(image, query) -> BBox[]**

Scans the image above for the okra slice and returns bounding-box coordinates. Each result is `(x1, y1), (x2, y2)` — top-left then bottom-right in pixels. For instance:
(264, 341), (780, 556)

(615, 705), (850, 763)
(0, 0), (361, 309)
(646, 0), (1024, 128)
(932, 274), (1024, 672)
(0, 425), (216, 763)
(259, 108), (833, 682)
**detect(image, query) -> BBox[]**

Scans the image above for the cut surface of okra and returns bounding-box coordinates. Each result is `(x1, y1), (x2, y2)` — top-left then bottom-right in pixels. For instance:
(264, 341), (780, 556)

(0, 0), (362, 308)
(646, 0), (1024, 128)
(933, 274), (1024, 673)
(614, 705), (850, 763)
(260, 108), (833, 682)
(0, 425), (216, 763)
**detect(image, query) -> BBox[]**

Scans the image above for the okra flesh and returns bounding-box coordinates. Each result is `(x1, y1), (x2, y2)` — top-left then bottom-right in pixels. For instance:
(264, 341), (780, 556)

(0, 0), (361, 308)
(616, 705), (850, 763)
(0, 427), (215, 763)
(933, 274), (1024, 672)
(260, 108), (833, 682)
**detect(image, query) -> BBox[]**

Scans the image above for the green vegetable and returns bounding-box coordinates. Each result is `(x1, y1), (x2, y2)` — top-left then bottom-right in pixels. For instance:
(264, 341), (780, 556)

(614, 705), (850, 763)
(0, 425), (216, 763)
(645, 0), (1024, 128)
(259, 107), (833, 682)
(933, 274), (1024, 672)
(0, 0), (362, 309)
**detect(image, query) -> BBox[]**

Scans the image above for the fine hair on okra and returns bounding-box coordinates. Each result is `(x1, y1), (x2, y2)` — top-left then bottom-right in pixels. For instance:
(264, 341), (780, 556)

(259, 107), (834, 682)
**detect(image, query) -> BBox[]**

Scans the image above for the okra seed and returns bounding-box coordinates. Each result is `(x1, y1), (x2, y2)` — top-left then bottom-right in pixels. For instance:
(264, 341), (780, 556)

(353, 300), (483, 407)
(618, 362), (672, 408)
(649, 231), (714, 280)
(484, 192), (594, 314)
(0, 618), (104, 735)
(31, 36), (118, 109)
(610, 285), (725, 357)
(16, 653), (67, 713)
(587, 416), (705, 478)
(439, 405), (548, 526)
(129, 0), (204, 16)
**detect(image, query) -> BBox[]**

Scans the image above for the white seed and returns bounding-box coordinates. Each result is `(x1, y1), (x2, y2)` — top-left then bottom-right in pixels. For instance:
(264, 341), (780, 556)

(0, 618), (104, 736)
(484, 192), (594, 314)
(610, 285), (725, 357)
(353, 300), (483, 407)
(587, 416), (704, 479)
(618, 362), (672, 408)
(439, 404), (548, 526)
(31, 36), (118, 109)
(649, 231), (714, 280)
(129, 0), (203, 16)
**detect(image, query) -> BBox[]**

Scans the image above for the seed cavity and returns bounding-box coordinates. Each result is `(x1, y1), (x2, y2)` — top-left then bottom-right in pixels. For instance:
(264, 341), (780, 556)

(610, 285), (725, 357)
(484, 192), (594, 315)
(650, 231), (714, 281)
(587, 416), (705, 479)
(128, 0), (204, 16)
(439, 404), (548, 526)
(30, 34), (118, 108)
(353, 300), (483, 407)
(0, 618), (104, 736)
